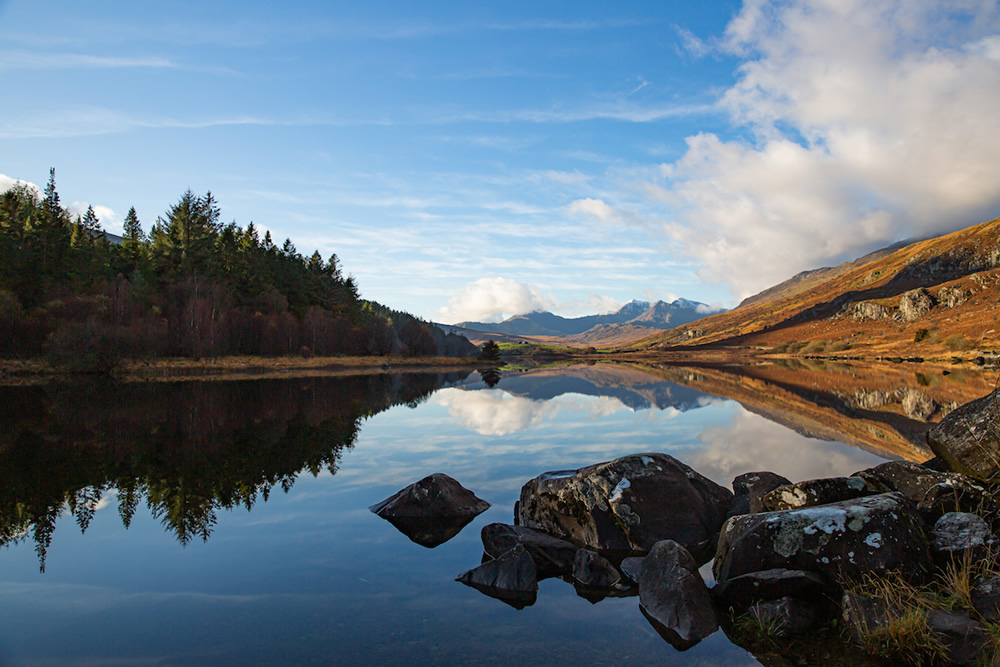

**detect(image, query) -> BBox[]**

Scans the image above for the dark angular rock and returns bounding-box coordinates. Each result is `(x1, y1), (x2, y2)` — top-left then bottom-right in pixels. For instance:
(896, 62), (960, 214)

(370, 473), (490, 547)
(481, 523), (578, 578)
(971, 576), (1000, 622)
(759, 476), (871, 512)
(926, 388), (1000, 481)
(926, 610), (991, 666)
(370, 473), (490, 518)
(931, 512), (996, 562)
(840, 591), (898, 643)
(572, 549), (620, 588)
(620, 556), (644, 584)
(747, 596), (819, 637)
(714, 492), (932, 584)
(711, 568), (833, 613)
(518, 453), (733, 562)
(854, 460), (994, 525)
(456, 543), (537, 609)
(918, 481), (996, 526)
(638, 540), (718, 650)
(731, 471), (792, 515)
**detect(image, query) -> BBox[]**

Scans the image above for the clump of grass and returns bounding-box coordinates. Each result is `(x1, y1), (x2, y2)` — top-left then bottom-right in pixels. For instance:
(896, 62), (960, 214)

(828, 339), (852, 352)
(729, 610), (783, 650)
(802, 339), (827, 354)
(944, 333), (973, 351)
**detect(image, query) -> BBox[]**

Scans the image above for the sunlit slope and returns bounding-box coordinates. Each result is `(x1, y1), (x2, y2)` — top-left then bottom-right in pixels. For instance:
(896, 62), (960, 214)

(636, 216), (1000, 357)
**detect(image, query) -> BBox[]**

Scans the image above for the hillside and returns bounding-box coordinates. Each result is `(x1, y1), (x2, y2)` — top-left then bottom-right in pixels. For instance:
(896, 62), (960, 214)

(636, 216), (1000, 360)
(453, 298), (719, 347)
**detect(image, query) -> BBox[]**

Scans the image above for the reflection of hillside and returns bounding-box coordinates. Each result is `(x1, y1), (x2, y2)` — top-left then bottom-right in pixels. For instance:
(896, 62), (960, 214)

(623, 360), (996, 461)
(464, 364), (714, 412)
(0, 372), (461, 571)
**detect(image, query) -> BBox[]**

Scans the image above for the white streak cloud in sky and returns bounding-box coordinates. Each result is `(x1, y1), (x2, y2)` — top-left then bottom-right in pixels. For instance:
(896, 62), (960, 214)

(435, 277), (557, 323)
(658, 0), (1000, 299)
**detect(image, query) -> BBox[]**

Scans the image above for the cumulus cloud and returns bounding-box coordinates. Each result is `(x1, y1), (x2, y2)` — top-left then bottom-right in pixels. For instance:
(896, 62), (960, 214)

(69, 201), (121, 232)
(0, 174), (41, 198)
(566, 197), (641, 226)
(658, 0), (1000, 299)
(435, 277), (557, 323)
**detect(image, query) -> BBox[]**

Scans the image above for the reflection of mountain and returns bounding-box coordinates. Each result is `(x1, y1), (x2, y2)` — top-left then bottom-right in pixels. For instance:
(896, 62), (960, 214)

(0, 372), (462, 571)
(461, 364), (714, 413)
(620, 360), (996, 461)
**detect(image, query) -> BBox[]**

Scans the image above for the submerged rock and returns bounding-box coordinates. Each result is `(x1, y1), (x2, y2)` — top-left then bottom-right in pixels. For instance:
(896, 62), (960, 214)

(638, 540), (718, 650)
(370, 473), (491, 548)
(517, 453), (732, 561)
(455, 543), (537, 609)
(926, 388), (1000, 481)
(714, 492), (931, 584)
(759, 476), (870, 512)
(481, 523), (578, 578)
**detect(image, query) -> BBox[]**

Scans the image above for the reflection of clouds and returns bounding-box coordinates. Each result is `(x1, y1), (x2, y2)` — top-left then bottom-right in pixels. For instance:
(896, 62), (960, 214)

(686, 407), (887, 488)
(433, 388), (628, 436)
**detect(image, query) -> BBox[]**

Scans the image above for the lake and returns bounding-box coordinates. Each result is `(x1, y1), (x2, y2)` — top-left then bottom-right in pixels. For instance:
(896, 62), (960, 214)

(0, 361), (995, 665)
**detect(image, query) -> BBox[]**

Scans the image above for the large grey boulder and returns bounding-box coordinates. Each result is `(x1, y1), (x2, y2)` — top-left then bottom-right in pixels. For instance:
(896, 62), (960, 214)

(481, 523), (578, 578)
(758, 476), (870, 512)
(638, 540), (718, 650)
(926, 388), (1000, 481)
(517, 453), (732, 561)
(714, 492), (932, 584)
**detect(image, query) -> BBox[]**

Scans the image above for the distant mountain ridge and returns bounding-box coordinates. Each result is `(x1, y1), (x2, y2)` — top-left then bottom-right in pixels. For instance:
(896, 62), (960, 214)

(454, 298), (718, 340)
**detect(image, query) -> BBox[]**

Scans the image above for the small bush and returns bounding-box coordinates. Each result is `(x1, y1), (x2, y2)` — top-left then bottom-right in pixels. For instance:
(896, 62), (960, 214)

(914, 328), (930, 343)
(943, 334), (972, 351)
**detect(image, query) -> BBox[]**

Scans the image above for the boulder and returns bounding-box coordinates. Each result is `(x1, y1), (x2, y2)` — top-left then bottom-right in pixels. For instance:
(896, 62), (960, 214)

(572, 549), (620, 588)
(517, 453), (733, 562)
(370, 473), (490, 518)
(729, 471), (792, 516)
(711, 568), (833, 613)
(925, 610), (991, 666)
(638, 540), (718, 650)
(930, 512), (996, 562)
(926, 388), (1000, 481)
(758, 476), (870, 512)
(455, 543), (537, 609)
(714, 492), (932, 584)
(619, 556), (644, 585)
(370, 473), (490, 547)
(481, 523), (578, 578)
(971, 576), (1000, 622)
(747, 596), (819, 637)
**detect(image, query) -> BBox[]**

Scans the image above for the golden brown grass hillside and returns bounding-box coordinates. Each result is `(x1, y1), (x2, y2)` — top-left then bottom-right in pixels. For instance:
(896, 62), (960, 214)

(636, 216), (1000, 360)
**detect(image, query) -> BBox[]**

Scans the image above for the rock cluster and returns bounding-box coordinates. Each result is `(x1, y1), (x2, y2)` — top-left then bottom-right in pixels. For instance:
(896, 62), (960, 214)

(379, 387), (1000, 662)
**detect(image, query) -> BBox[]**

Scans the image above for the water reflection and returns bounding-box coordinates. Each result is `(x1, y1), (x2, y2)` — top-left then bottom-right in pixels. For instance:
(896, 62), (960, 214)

(0, 372), (465, 570)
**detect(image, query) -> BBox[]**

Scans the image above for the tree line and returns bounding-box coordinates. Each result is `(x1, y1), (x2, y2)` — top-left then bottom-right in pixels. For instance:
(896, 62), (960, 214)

(0, 170), (476, 368)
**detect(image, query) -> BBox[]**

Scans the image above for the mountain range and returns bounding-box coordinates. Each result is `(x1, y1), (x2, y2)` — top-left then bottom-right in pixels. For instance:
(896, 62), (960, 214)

(447, 298), (719, 346)
(636, 215), (1000, 360)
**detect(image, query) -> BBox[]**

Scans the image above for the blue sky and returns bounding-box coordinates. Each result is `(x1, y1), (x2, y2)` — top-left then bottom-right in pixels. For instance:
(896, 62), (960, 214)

(2, 1), (999, 323)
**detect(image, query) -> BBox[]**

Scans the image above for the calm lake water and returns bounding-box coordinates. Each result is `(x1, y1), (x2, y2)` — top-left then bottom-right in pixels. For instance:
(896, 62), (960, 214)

(0, 362), (994, 665)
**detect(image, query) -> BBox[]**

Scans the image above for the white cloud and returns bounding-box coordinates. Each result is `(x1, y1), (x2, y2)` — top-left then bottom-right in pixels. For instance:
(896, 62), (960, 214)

(566, 197), (643, 226)
(68, 201), (121, 232)
(434, 277), (557, 323)
(653, 0), (1000, 299)
(0, 174), (42, 198)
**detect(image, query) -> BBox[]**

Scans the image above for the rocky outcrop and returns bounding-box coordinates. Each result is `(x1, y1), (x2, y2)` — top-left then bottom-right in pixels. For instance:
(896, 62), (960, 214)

(638, 540), (717, 650)
(517, 453), (732, 561)
(926, 388), (1000, 481)
(899, 288), (934, 321)
(713, 492), (932, 583)
(758, 476), (870, 512)
(851, 301), (888, 321)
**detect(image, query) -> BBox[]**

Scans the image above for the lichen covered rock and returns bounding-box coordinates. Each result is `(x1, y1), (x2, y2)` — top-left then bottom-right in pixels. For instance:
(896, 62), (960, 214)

(714, 492), (931, 583)
(758, 476), (871, 512)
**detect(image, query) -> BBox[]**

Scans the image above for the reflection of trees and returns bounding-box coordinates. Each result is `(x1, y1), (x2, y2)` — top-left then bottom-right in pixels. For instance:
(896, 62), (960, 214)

(0, 372), (459, 570)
